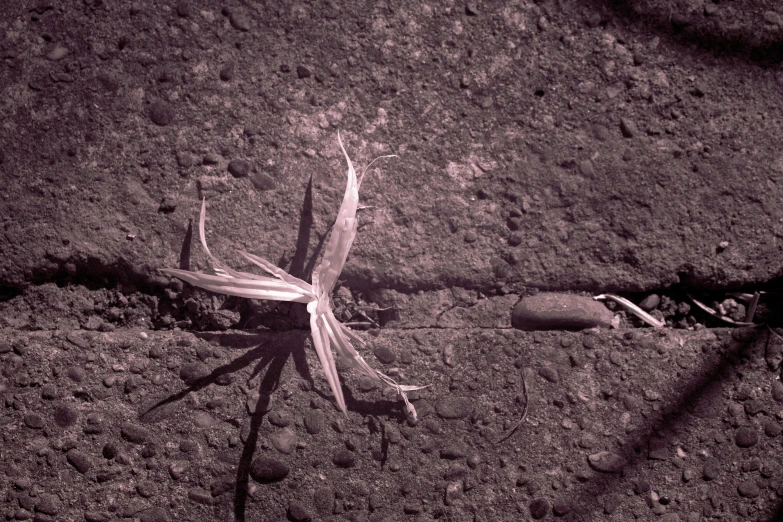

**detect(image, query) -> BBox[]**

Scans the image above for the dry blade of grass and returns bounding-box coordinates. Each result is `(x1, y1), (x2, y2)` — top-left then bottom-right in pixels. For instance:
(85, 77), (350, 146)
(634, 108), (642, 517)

(160, 132), (428, 419)
(687, 293), (756, 326)
(594, 294), (665, 328)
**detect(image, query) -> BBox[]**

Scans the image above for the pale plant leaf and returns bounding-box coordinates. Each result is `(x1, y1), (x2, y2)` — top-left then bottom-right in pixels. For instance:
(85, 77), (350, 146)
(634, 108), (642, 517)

(161, 133), (426, 420)
(158, 268), (313, 303)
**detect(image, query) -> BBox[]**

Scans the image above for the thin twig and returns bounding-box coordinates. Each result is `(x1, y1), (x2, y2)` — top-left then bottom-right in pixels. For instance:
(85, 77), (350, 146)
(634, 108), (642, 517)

(493, 368), (529, 444)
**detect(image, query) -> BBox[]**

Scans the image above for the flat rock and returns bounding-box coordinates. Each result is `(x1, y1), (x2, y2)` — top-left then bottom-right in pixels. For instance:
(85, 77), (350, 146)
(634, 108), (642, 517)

(512, 293), (614, 331)
(588, 451), (627, 473)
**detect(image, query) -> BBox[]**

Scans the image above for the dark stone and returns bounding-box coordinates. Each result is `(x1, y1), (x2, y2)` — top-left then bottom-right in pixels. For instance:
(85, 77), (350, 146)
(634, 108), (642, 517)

(34, 494), (60, 515)
(288, 500), (313, 522)
(139, 507), (170, 522)
(304, 410), (325, 434)
(249, 457), (289, 483)
(24, 413), (45, 429)
(149, 101), (174, 126)
(332, 449), (356, 468)
(374, 346), (396, 364)
(53, 404), (78, 427)
(179, 362), (210, 385)
(737, 480), (761, 498)
(735, 426), (759, 448)
(250, 171), (277, 191)
(530, 498), (550, 519)
(187, 488), (213, 505)
(120, 423), (150, 444)
(102, 443), (118, 459)
(66, 449), (92, 474)
(227, 159), (251, 178)
(703, 458), (720, 480)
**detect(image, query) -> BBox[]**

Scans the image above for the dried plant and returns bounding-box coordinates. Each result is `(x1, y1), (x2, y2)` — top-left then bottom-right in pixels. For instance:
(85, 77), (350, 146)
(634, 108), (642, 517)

(161, 133), (427, 419)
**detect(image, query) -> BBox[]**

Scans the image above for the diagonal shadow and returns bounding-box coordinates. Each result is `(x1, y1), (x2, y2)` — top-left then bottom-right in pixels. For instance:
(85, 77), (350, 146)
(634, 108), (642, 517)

(588, 0), (783, 65)
(287, 173), (322, 282)
(137, 330), (313, 522)
(556, 327), (783, 520)
(177, 218), (193, 271)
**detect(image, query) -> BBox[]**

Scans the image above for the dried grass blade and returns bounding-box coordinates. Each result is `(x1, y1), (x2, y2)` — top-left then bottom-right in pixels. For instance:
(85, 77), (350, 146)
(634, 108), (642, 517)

(240, 251), (313, 294)
(687, 293), (756, 326)
(158, 269), (312, 302)
(594, 294), (665, 328)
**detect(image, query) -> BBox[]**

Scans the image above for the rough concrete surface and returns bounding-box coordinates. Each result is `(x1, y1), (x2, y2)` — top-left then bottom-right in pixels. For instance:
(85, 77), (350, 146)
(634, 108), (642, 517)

(2, 0), (783, 521)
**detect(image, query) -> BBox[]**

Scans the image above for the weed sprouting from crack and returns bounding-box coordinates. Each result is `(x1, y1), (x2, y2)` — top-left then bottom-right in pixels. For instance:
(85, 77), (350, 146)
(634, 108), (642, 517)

(161, 133), (428, 419)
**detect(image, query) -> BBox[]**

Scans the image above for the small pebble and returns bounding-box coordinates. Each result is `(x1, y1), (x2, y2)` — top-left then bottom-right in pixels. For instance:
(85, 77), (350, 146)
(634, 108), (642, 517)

(529, 498), (550, 519)
(46, 45), (68, 61)
(24, 413), (45, 429)
(136, 481), (156, 498)
(250, 456), (289, 482)
(288, 501), (313, 522)
(296, 65), (311, 79)
(149, 101), (175, 126)
(120, 423), (150, 444)
(735, 426), (759, 448)
(332, 449), (356, 468)
(588, 451), (627, 473)
(620, 117), (639, 138)
(772, 380), (783, 402)
(53, 404), (78, 428)
(102, 443), (118, 460)
(270, 427), (297, 454)
(268, 409), (293, 427)
(538, 365), (559, 383)
(169, 461), (190, 480)
(744, 399), (764, 416)
(66, 449), (92, 474)
(552, 499), (571, 516)
(373, 346), (396, 364)
(313, 487), (335, 516)
(219, 63), (235, 81)
(176, 2), (190, 17)
(139, 507), (170, 522)
(304, 410), (325, 434)
(41, 384), (59, 400)
(763, 419), (782, 437)
(67, 366), (87, 382)
(250, 171), (277, 191)
(229, 10), (251, 31)
(187, 487), (213, 505)
(34, 494), (60, 515)
(179, 362), (210, 385)
(702, 459), (720, 480)
(227, 159), (250, 178)
(737, 480), (761, 498)
(638, 294), (660, 311)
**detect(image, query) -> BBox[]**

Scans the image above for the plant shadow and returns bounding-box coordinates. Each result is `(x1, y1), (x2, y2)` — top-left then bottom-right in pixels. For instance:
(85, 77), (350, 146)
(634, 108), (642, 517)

(553, 327), (783, 520)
